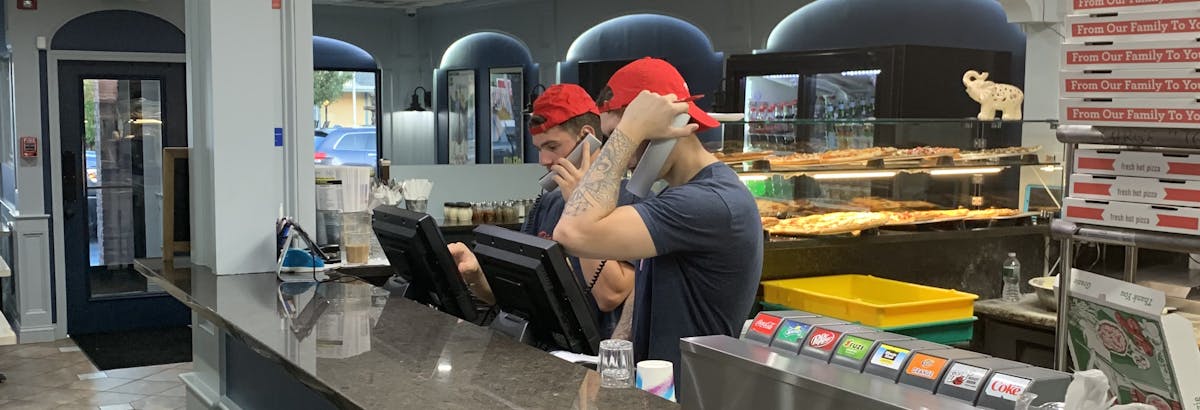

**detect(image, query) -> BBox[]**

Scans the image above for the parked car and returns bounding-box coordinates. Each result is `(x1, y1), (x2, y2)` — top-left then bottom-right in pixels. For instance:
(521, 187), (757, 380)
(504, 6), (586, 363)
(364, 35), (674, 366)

(314, 132), (327, 151)
(86, 150), (98, 239)
(314, 127), (376, 167)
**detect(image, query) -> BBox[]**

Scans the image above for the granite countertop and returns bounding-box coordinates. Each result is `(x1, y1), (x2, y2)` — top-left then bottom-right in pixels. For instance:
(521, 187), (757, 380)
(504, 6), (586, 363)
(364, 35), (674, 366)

(134, 258), (674, 410)
(974, 294), (1058, 329)
(976, 296), (1200, 348)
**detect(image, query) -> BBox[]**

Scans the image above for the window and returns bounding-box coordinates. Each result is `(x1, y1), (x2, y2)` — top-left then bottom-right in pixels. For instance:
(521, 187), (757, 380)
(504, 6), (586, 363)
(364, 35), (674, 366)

(0, 54), (15, 204)
(336, 132), (374, 151)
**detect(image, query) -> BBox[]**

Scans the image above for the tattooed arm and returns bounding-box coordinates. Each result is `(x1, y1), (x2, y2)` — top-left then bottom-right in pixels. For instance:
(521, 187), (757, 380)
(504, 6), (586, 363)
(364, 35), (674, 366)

(552, 128), (656, 260)
(553, 91), (696, 261)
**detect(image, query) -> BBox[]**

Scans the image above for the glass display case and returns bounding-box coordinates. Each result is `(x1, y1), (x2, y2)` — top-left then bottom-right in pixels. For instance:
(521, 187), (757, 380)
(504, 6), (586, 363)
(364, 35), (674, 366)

(710, 118), (1061, 243)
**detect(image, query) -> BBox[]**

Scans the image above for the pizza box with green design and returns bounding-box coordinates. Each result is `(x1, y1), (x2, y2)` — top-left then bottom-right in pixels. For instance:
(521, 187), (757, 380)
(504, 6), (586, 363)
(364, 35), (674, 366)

(1066, 268), (1200, 410)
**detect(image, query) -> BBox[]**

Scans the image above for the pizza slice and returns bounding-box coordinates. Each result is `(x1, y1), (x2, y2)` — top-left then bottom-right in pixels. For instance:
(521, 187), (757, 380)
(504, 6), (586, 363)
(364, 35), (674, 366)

(767, 212), (889, 236)
(761, 216), (781, 229)
(717, 150), (774, 163)
(768, 152), (822, 166)
(893, 146), (962, 158)
(965, 208), (1023, 220)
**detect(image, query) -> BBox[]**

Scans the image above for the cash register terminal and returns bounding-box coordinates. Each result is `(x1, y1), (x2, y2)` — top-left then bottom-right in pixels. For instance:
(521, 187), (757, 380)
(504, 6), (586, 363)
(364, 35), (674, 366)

(471, 224), (603, 355)
(372, 205), (488, 324)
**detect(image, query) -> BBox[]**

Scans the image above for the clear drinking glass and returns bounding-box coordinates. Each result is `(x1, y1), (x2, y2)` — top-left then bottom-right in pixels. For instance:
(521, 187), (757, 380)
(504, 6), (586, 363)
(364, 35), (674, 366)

(598, 339), (635, 388)
(342, 232), (372, 265)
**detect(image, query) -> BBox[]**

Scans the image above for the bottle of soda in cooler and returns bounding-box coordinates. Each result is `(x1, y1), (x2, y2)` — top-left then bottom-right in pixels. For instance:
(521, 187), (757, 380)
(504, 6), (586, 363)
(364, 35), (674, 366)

(868, 98), (878, 147)
(786, 100), (797, 146)
(824, 98), (837, 151)
(746, 102), (759, 150)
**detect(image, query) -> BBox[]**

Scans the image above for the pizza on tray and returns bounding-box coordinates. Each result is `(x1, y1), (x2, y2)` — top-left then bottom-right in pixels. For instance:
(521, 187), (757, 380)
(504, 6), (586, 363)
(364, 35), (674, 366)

(891, 146), (961, 158)
(767, 152), (822, 166)
(716, 150), (773, 163)
(849, 197), (940, 212)
(819, 147), (896, 164)
(761, 216), (781, 229)
(767, 212), (889, 236)
(965, 208), (1023, 220)
(958, 145), (1042, 160)
(877, 209), (970, 225)
(913, 208), (971, 220)
(756, 198), (791, 217)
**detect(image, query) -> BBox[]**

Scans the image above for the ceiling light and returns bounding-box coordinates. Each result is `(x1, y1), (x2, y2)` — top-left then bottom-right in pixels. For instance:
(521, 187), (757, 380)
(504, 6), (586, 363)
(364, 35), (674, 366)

(840, 69), (882, 77)
(929, 167), (1004, 176)
(810, 171), (897, 180)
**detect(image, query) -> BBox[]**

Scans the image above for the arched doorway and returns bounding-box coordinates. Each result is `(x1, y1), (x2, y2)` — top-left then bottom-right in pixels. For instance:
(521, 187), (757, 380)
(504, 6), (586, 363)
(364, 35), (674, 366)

(52, 10), (190, 335)
(434, 31), (540, 164)
(312, 36), (382, 170)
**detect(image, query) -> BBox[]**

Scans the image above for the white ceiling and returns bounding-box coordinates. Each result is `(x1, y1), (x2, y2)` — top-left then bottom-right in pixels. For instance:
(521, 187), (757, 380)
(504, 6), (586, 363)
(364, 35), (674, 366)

(313, 0), (473, 9)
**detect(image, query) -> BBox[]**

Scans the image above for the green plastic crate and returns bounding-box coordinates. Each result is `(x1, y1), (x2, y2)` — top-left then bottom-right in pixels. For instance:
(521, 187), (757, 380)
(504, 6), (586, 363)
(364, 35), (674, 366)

(759, 301), (976, 345)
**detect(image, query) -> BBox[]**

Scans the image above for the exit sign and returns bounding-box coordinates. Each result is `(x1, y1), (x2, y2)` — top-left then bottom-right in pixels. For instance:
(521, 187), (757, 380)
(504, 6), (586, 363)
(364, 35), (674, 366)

(17, 0), (37, 10)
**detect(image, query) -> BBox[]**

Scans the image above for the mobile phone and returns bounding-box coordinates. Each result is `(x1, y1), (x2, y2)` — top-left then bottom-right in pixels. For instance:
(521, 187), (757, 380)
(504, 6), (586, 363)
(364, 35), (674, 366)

(538, 133), (603, 192)
(626, 113), (690, 198)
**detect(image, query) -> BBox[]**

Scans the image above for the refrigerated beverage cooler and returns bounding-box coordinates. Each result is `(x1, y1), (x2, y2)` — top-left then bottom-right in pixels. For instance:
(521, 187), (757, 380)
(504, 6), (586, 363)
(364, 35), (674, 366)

(719, 45), (1015, 154)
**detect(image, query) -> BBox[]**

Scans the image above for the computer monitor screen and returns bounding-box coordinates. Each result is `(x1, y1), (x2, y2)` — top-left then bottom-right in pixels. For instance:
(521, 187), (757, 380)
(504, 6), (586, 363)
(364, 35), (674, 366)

(471, 224), (602, 355)
(372, 205), (478, 323)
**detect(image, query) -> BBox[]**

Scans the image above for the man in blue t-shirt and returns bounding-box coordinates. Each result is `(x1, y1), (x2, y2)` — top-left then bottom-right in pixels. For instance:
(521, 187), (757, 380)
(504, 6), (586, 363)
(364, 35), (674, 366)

(554, 58), (763, 378)
(448, 84), (636, 338)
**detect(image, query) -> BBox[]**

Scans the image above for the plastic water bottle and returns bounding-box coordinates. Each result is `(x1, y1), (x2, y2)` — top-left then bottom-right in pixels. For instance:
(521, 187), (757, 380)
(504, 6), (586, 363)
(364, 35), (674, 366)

(1002, 252), (1022, 303)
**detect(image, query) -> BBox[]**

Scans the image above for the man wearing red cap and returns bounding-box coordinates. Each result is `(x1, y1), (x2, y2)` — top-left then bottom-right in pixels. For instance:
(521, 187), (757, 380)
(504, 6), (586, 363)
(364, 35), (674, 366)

(448, 84), (637, 338)
(555, 58), (763, 374)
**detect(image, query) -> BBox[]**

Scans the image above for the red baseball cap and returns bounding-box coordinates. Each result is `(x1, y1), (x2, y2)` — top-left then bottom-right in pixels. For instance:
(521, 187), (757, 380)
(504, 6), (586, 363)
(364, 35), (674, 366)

(597, 57), (719, 132)
(529, 84), (600, 135)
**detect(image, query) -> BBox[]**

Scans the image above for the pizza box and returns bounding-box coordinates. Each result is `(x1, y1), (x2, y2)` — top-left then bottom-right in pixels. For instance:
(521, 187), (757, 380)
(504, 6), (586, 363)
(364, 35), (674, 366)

(1066, 10), (1200, 43)
(1065, 269), (1200, 410)
(1062, 69), (1200, 98)
(1062, 98), (1200, 128)
(1073, 148), (1200, 180)
(1067, 0), (1200, 14)
(1063, 197), (1200, 235)
(1070, 173), (1200, 207)
(1064, 40), (1200, 70)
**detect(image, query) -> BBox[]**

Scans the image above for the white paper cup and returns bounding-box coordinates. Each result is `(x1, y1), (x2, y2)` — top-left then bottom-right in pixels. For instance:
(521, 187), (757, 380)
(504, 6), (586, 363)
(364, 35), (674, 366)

(635, 360), (676, 402)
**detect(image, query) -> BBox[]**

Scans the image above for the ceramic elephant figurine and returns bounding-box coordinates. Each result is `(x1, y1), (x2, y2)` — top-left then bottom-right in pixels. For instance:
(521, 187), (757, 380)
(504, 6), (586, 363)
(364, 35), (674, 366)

(963, 70), (1023, 121)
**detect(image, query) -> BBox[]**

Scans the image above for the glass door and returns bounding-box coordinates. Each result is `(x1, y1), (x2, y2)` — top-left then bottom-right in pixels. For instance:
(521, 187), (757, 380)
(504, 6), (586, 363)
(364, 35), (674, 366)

(60, 61), (189, 335)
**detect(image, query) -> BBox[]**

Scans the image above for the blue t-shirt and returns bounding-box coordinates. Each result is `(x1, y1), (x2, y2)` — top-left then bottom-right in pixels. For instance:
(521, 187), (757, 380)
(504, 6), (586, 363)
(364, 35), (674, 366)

(520, 184), (639, 339)
(630, 163), (763, 375)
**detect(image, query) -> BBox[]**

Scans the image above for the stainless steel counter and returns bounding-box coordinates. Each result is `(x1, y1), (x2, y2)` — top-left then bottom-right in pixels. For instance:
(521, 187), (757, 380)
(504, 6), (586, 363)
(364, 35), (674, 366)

(680, 335), (980, 409)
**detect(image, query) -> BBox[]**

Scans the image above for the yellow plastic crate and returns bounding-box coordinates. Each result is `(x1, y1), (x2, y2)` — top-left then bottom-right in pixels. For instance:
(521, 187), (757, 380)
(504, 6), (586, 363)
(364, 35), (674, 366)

(761, 274), (978, 327)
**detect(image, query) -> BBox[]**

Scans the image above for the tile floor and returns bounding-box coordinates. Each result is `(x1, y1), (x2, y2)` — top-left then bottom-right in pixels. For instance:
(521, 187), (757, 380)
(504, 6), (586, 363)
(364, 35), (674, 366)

(0, 339), (189, 410)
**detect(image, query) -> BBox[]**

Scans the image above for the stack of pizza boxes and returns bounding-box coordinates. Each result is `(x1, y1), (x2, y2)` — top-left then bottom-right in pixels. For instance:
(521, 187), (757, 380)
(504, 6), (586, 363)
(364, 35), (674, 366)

(1061, 0), (1200, 235)
(1061, 0), (1200, 126)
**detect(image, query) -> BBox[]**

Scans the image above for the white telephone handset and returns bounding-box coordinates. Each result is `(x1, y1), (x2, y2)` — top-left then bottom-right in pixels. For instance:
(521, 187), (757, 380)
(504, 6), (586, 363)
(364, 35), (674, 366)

(626, 113), (690, 198)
